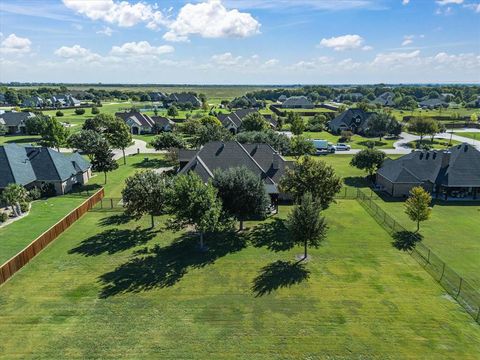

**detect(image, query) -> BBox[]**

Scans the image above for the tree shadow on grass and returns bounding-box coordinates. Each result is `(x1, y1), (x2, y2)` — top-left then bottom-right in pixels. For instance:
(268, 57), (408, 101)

(392, 230), (423, 251)
(68, 227), (156, 257)
(357, 140), (387, 147)
(98, 231), (247, 298)
(343, 176), (370, 188)
(98, 213), (133, 227)
(249, 218), (294, 252)
(251, 260), (310, 297)
(132, 158), (171, 169)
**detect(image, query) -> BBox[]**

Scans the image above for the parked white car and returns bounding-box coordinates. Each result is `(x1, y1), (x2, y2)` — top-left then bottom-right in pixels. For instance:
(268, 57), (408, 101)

(335, 143), (351, 151)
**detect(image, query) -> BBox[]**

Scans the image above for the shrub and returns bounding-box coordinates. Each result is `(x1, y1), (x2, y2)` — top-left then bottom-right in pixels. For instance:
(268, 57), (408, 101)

(19, 201), (29, 213)
(0, 212), (8, 223)
(28, 187), (42, 200)
(41, 183), (57, 197)
(75, 108), (86, 115)
(91, 106), (100, 114)
(56, 110), (64, 117)
(340, 130), (353, 142)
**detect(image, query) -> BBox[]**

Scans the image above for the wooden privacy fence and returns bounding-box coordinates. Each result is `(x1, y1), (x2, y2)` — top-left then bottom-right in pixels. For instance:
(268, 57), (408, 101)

(0, 188), (104, 286)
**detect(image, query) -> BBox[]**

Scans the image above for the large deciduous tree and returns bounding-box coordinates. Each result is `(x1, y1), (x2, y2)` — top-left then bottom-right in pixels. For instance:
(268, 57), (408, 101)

(288, 136), (316, 158)
(290, 114), (305, 136)
(287, 192), (328, 260)
(212, 167), (270, 230)
(240, 113), (269, 132)
(280, 156), (342, 209)
(67, 130), (103, 161)
(150, 132), (185, 150)
(404, 186), (432, 233)
(39, 117), (69, 151)
(408, 117), (437, 142)
(168, 173), (223, 250)
(350, 148), (386, 178)
(105, 118), (132, 165)
(91, 139), (118, 184)
(122, 170), (170, 228)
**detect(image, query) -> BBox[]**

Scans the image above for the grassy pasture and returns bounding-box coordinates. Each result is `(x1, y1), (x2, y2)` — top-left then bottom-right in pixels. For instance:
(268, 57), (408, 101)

(0, 200), (479, 358)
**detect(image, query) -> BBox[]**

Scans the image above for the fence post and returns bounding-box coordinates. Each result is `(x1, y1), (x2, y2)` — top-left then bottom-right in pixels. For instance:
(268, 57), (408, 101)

(100, 199), (103, 209)
(439, 262), (445, 281)
(427, 249), (430, 264)
(110, 198), (113, 209)
(456, 278), (463, 298)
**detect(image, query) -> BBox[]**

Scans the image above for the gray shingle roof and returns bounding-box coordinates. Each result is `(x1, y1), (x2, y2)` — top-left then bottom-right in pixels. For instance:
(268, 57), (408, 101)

(0, 144), (91, 189)
(218, 108), (258, 128)
(178, 141), (291, 191)
(378, 144), (480, 187)
(282, 96), (313, 108)
(329, 108), (375, 132)
(0, 111), (34, 126)
(372, 92), (395, 106)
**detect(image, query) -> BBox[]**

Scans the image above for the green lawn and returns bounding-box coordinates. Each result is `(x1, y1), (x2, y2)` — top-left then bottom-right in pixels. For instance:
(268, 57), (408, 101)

(391, 108), (478, 120)
(453, 132), (480, 141)
(0, 154), (166, 265)
(0, 134), (41, 145)
(405, 137), (462, 149)
(303, 131), (397, 149)
(375, 199), (480, 290)
(0, 200), (478, 358)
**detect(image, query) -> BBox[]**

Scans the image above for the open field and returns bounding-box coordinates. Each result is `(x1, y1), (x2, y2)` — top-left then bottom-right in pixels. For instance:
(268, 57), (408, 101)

(376, 199), (480, 290)
(391, 108), (479, 120)
(0, 199), (478, 358)
(303, 131), (398, 149)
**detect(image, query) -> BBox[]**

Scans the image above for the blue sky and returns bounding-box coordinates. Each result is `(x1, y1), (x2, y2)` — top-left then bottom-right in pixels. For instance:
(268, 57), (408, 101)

(0, 0), (479, 84)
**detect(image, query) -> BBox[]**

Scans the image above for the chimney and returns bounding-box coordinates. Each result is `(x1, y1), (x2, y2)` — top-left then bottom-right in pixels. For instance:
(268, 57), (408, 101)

(272, 152), (280, 170)
(441, 150), (451, 169)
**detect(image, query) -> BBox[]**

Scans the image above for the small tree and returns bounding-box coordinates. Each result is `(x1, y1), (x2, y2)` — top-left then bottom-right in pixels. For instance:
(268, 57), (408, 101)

(404, 186), (432, 232)
(83, 113), (113, 132)
(0, 123), (6, 136)
(122, 171), (169, 228)
(90, 139), (118, 184)
(75, 108), (86, 115)
(290, 114), (305, 136)
(2, 183), (28, 217)
(386, 118), (402, 137)
(287, 192), (328, 260)
(193, 124), (233, 147)
(150, 132), (185, 150)
(366, 113), (389, 140)
(340, 130), (353, 142)
(67, 130), (103, 161)
(167, 105), (179, 119)
(56, 110), (64, 117)
(289, 136), (316, 158)
(408, 117), (437, 142)
(168, 173), (223, 249)
(212, 167), (270, 230)
(280, 156), (342, 209)
(39, 117), (69, 151)
(200, 115), (222, 127)
(25, 115), (47, 135)
(104, 118), (132, 165)
(350, 148), (386, 178)
(240, 112), (269, 132)
(91, 106), (100, 115)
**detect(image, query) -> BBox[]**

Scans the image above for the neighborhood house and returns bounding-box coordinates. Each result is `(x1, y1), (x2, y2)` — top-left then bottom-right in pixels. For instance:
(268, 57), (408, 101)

(281, 96), (314, 109)
(0, 111), (35, 134)
(115, 111), (174, 134)
(178, 141), (293, 203)
(0, 144), (92, 195)
(376, 143), (480, 199)
(217, 109), (277, 134)
(329, 108), (376, 134)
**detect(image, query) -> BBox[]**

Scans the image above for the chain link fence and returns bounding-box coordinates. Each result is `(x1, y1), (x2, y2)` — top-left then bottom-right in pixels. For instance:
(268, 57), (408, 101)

(355, 188), (480, 324)
(90, 197), (124, 212)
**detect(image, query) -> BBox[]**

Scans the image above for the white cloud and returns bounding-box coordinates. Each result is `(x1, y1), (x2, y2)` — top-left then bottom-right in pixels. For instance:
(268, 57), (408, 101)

(62, 0), (166, 29)
(463, 3), (480, 12)
(163, 0), (260, 42)
(0, 33), (31, 54)
(402, 0), (410, 5)
(362, 45), (373, 51)
(373, 50), (421, 66)
(209, 52), (278, 70)
(110, 41), (174, 56)
(436, 0), (463, 5)
(402, 35), (414, 46)
(211, 52), (243, 66)
(264, 58), (279, 67)
(319, 34), (365, 51)
(54, 45), (102, 62)
(97, 26), (114, 36)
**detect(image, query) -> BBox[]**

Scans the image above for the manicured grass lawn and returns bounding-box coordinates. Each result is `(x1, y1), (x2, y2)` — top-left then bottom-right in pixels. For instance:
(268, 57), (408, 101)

(0, 154), (166, 265)
(0, 200), (478, 358)
(391, 108), (478, 120)
(453, 132), (480, 141)
(0, 193), (89, 264)
(405, 138), (462, 149)
(0, 134), (41, 145)
(375, 199), (480, 290)
(303, 131), (397, 149)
